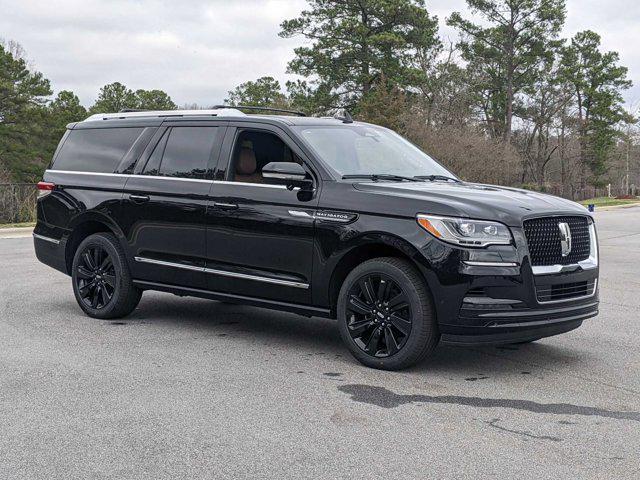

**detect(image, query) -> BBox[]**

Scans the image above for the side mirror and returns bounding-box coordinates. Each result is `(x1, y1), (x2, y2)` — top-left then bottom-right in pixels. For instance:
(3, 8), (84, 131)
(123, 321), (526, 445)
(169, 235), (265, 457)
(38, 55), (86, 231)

(262, 162), (313, 190)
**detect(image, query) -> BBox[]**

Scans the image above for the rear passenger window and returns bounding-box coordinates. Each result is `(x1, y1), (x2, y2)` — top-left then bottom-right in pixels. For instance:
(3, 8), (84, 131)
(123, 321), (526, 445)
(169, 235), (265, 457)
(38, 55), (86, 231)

(142, 130), (168, 176)
(53, 128), (143, 173)
(146, 127), (218, 179)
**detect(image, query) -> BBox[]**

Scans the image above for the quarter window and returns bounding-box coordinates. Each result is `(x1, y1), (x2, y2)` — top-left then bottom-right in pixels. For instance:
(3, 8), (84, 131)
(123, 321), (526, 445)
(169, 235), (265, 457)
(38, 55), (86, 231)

(53, 127), (144, 173)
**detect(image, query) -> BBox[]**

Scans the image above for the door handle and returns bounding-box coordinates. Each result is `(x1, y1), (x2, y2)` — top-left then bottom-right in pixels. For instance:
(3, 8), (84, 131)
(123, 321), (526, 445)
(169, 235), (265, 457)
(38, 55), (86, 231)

(213, 202), (238, 210)
(129, 194), (150, 203)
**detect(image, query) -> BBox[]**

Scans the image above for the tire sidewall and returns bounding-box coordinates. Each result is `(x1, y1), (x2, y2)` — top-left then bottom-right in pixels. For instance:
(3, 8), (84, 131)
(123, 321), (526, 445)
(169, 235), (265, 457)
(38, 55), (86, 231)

(337, 259), (436, 370)
(71, 233), (127, 319)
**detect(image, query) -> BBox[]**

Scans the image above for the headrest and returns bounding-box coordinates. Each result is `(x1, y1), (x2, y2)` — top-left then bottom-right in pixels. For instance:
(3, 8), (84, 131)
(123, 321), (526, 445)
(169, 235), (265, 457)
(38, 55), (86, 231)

(236, 144), (257, 175)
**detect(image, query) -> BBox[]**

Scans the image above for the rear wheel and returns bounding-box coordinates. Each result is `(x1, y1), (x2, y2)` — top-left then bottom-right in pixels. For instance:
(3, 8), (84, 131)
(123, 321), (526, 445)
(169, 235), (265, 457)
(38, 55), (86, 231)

(337, 257), (439, 370)
(71, 233), (141, 319)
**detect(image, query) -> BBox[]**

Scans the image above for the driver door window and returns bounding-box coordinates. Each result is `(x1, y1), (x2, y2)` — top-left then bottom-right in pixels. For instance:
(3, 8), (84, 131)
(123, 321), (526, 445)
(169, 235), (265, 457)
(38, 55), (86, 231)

(228, 130), (302, 184)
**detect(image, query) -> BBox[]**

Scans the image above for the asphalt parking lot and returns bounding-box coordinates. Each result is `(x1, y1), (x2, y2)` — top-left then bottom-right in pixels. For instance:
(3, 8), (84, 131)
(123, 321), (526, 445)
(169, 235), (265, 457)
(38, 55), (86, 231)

(1, 206), (639, 479)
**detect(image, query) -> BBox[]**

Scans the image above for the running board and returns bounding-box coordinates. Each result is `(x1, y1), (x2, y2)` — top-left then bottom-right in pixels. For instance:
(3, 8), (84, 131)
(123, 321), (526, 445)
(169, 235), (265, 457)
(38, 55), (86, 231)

(132, 280), (332, 318)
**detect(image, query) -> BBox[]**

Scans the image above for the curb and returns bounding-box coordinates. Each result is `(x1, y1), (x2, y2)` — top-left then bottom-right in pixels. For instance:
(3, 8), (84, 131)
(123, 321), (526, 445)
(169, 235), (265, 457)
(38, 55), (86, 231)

(0, 227), (34, 238)
(592, 203), (640, 212)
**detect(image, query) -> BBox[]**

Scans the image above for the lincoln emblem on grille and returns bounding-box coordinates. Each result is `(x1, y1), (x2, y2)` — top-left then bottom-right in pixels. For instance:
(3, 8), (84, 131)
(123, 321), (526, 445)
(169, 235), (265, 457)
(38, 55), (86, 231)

(558, 222), (572, 256)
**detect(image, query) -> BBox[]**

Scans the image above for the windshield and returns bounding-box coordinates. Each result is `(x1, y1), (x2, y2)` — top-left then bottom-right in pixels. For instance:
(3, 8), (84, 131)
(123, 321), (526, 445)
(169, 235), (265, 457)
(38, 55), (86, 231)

(293, 125), (455, 180)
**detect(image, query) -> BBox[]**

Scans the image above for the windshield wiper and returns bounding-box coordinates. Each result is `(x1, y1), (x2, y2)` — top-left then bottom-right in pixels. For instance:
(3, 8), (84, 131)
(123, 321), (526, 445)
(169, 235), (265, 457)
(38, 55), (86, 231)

(342, 174), (419, 182)
(413, 175), (461, 183)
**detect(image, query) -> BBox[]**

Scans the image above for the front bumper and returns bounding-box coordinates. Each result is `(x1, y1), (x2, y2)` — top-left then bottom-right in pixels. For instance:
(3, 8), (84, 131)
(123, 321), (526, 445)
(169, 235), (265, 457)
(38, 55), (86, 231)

(435, 256), (599, 345)
(440, 303), (597, 346)
(415, 222), (599, 345)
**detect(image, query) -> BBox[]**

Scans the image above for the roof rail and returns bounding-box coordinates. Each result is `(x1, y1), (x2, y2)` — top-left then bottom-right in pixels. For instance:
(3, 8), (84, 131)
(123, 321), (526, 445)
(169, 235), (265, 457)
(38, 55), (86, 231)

(84, 108), (246, 121)
(119, 108), (148, 113)
(215, 105), (306, 117)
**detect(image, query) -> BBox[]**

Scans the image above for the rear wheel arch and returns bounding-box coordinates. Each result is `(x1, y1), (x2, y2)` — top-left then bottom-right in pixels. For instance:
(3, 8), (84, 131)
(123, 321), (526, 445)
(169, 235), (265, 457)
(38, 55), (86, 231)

(71, 231), (142, 319)
(65, 217), (125, 275)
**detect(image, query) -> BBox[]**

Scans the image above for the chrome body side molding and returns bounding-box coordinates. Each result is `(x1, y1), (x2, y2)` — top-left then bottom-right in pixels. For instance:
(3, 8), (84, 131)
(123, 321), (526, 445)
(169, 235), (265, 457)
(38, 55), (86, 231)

(33, 233), (61, 245)
(133, 256), (309, 289)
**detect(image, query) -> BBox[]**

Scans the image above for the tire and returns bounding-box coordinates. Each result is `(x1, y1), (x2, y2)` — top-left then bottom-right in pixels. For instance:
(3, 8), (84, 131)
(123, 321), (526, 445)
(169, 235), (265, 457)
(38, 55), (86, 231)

(337, 257), (439, 370)
(71, 232), (142, 319)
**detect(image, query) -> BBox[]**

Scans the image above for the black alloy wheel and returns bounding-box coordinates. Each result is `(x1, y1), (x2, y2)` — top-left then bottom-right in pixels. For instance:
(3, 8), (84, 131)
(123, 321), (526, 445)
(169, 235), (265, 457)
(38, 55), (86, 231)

(71, 232), (142, 319)
(75, 245), (116, 309)
(337, 257), (439, 370)
(346, 274), (412, 357)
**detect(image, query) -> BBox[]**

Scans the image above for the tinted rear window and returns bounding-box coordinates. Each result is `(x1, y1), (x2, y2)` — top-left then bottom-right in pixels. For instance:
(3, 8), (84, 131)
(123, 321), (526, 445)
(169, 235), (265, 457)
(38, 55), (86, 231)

(53, 128), (144, 173)
(155, 127), (219, 179)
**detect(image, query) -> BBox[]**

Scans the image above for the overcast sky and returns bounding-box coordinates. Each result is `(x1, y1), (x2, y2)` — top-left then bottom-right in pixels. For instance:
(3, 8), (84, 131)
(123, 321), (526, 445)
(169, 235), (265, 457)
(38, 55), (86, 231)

(1, 0), (638, 108)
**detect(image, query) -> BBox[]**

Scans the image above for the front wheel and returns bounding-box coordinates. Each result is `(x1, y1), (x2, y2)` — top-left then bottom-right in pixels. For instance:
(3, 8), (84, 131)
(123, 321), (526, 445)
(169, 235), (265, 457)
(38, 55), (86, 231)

(71, 233), (141, 319)
(337, 257), (439, 370)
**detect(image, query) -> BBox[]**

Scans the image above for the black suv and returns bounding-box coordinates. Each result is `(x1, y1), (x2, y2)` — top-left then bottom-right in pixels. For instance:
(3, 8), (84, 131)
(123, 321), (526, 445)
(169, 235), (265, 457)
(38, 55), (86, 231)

(34, 107), (599, 370)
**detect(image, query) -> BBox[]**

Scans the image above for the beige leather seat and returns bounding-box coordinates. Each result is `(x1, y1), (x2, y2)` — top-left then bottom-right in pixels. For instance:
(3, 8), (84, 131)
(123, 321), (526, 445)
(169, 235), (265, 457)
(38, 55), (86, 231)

(234, 141), (263, 183)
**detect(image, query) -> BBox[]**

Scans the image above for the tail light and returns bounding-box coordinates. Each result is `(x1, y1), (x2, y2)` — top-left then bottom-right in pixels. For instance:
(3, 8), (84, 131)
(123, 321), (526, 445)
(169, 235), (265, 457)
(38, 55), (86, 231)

(37, 181), (55, 198)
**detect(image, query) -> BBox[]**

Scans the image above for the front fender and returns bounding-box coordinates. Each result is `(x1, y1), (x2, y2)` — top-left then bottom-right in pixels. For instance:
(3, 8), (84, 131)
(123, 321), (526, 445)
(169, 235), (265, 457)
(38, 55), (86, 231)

(311, 212), (454, 309)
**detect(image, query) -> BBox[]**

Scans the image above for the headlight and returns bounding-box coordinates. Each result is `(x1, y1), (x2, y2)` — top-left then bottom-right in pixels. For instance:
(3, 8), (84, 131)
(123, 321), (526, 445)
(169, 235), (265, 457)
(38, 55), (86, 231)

(416, 214), (512, 247)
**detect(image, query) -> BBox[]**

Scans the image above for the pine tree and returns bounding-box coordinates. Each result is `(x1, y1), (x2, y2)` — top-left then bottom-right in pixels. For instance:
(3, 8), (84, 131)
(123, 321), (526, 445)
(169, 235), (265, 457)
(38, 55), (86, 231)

(448, 0), (566, 142)
(560, 30), (632, 188)
(279, 0), (439, 111)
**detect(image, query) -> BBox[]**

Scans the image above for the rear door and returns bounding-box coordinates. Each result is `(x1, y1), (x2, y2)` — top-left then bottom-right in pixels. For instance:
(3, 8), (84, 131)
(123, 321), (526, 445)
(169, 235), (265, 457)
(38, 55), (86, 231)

(120, 122), (226, 289)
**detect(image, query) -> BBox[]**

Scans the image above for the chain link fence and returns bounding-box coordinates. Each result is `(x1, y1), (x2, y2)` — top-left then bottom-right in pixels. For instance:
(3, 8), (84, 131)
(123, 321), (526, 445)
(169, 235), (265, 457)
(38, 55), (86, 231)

(0, 183), (37, 224)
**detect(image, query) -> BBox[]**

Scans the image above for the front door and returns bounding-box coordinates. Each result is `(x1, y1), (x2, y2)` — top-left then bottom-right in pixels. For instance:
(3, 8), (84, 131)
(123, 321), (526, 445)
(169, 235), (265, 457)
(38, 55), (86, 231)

(205, 124), (318, 305)
(120, 123), (225, 289)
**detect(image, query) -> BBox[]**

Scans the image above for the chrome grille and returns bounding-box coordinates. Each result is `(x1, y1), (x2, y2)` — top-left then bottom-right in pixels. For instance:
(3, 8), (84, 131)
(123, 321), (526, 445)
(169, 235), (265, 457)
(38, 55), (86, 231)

(523, 216), (590, 266)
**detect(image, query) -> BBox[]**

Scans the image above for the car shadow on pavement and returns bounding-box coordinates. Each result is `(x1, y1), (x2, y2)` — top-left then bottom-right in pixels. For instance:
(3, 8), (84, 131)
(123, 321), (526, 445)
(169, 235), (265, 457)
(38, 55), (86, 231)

(420, 342), (588, 377)
(125, 292), (587, 378)
(130, 293), (346, 351)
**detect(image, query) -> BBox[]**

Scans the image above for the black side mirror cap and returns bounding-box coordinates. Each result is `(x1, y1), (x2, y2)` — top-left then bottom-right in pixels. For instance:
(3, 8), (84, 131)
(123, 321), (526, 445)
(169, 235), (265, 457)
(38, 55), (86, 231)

(262, 162), (313, 189)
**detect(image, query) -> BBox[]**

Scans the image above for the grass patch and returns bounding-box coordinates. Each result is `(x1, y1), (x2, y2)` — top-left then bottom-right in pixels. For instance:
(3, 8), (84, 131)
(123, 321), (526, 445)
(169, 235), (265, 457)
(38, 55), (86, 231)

(0, 222), (36, 229)
(580, 197), (640, 208)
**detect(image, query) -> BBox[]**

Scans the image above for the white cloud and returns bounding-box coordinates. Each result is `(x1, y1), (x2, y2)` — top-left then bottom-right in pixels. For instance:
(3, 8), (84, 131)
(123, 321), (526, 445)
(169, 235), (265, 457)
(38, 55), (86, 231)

(0, 0), (637, 108)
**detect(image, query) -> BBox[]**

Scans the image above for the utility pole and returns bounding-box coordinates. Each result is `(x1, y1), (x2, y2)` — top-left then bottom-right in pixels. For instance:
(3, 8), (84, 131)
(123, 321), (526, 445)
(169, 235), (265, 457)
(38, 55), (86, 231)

(623, 104), (638, 196)
(626, 126), (631, 195)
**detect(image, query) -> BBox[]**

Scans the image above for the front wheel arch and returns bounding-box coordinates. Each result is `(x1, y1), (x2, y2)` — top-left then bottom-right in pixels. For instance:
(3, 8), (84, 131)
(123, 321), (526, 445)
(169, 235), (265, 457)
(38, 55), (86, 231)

(336, 256), (439, 370)
(327, 235), (434, 318)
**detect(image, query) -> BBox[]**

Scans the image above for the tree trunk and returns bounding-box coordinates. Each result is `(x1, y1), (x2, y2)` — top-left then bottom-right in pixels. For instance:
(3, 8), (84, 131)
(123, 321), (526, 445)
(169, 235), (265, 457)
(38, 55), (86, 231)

(503, 8), (515, 143)
(575, 90), (587, 196)
(361, 8), (371, 97)
(559, 110), (567, 197)
(537, 127), (545, 188)
(504, 82), (513, 143)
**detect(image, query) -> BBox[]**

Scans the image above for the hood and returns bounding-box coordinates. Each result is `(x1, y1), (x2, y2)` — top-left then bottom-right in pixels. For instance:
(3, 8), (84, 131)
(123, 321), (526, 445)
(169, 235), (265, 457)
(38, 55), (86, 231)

(352, 181), (591, 227)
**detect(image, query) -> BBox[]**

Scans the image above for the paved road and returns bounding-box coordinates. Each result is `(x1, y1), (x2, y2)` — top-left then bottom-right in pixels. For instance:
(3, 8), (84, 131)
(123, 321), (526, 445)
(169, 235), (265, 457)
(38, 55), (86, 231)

(1, 207), (639, 479)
